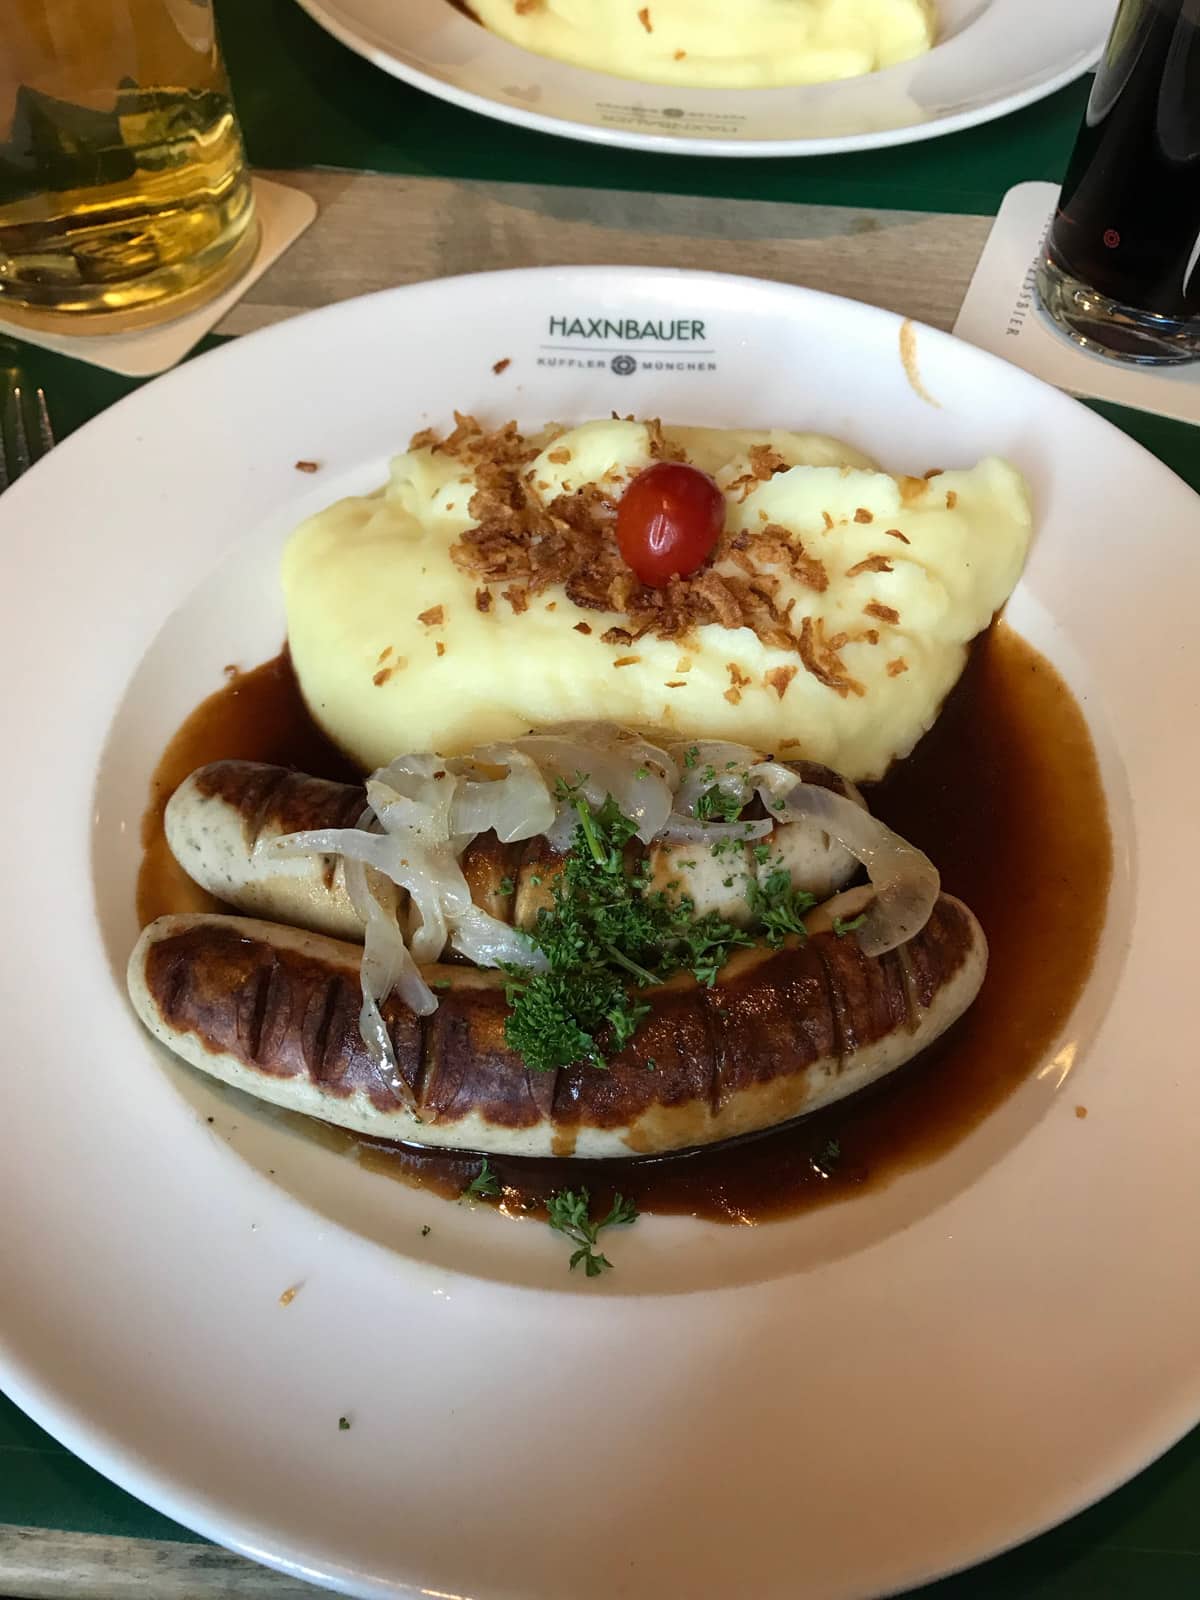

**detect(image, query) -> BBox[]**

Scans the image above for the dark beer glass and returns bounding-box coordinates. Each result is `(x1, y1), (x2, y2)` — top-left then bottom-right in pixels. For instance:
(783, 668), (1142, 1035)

(1036, 0), (1200, 364)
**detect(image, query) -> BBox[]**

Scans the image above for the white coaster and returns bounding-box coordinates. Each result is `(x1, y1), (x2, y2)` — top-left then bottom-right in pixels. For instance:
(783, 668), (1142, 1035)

(953, 181), (1200, 427)
(0, 176), (316, 377)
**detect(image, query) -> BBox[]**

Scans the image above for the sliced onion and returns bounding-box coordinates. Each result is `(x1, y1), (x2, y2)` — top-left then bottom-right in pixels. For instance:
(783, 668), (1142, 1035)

(658, 813), (773, 845)
(373, 751), (456, 790)
(772, 781), (939, 955)
(449, 904), (548, 970)
(268, 826), (471, 967)
(747, 758), (805, 808)
(512, 732), (674, 844)
(451, 749), (555, 842)
(367, 754), (457, 844)
(268, 828), (465, 906)
(544, 806), (585, 856)
(342, 844), (431, 1111)
(546, 721), (680, 789)
(268, 823), (545, 974)
(405, 881), (449, 966)
(669, 740), (763, 817)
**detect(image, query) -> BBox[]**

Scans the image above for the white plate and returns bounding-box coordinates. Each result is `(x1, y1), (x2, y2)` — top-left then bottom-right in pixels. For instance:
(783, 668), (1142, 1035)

(292, 0), (1111, 157)
(1, 267), (1198, 1600)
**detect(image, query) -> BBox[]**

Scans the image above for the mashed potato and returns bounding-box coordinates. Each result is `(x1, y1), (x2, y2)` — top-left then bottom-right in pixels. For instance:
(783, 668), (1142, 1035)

(465, 0), (936, 89)
(283, 419), (1030, 781)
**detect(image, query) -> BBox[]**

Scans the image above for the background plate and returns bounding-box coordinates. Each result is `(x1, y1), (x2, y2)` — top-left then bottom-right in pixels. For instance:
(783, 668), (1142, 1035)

(0, 267), (1197, 1600)
(292, 0), (1111, 157)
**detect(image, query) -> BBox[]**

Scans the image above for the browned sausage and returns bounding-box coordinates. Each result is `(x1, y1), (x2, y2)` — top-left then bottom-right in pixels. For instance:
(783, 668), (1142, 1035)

(163, 758), (866, 943)
(126, 894), (986, 1159)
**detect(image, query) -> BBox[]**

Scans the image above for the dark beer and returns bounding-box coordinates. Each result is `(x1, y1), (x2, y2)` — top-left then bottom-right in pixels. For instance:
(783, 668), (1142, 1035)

(1038, 0), (1200, 363)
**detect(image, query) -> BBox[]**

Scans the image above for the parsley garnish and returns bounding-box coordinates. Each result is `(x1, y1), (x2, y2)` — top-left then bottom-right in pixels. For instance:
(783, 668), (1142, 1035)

(810, 1138), (842, 1178)
(750, 869), (818, 947)
(502, 794), (753, 1071)
(338, 1416), (351, 1431)
(505, 969), (649, 1071)
(499, 875), (515, 896)
(694, 784), (743, 824)
(461, 1157), (501, 1200)
(547, 1188), (639, 1276)
(682, 745), (699, 769)
(832, 913), (868, 938)
(553, 771), (589, 801)
(710, 834), (744, 858)
(420, 1224), (431, 1237)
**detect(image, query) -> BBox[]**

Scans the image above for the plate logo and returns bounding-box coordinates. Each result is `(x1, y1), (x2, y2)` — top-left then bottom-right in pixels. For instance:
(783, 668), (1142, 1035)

(537, 313), (718, 376)
(593, 100), (748, 137)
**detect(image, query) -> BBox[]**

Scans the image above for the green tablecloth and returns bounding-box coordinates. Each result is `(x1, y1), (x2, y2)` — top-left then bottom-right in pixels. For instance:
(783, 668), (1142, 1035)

(3, 3), (1200, 1593)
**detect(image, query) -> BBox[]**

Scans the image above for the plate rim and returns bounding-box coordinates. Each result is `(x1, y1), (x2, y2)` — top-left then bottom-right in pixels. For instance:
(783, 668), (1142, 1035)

(292, 0), (1104, 158)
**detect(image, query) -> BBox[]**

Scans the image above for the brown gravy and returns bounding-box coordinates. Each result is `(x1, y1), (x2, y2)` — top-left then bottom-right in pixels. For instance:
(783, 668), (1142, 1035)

(138, 626), (1111, 1223)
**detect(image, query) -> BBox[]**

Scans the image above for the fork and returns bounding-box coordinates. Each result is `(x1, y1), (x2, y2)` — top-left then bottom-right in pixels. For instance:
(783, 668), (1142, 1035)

(0, 374), (55, 491)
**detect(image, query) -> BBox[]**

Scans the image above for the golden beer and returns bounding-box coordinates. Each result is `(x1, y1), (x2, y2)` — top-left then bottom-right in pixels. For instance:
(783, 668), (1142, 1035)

(0, 0), (258, 332)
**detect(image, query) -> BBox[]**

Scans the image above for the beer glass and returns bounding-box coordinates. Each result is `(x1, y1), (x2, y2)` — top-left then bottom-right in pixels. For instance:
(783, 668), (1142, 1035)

(1036, 0), (1200, 365)
(0, 1), (258, 333)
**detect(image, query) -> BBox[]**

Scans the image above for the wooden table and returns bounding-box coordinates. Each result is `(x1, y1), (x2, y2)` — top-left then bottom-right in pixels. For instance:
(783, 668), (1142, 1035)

(215, 170), (991, 342)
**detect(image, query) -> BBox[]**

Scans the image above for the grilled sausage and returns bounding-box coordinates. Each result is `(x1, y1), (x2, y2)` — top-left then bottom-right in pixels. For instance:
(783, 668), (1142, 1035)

(126, 895), (986, 1159)
(164, 759), (865, 945)
(164, 764), (366, 941)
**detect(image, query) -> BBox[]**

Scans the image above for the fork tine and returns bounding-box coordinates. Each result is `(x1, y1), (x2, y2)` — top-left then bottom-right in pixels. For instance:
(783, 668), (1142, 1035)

(10, 386), (31, 478)
(35, 387), (54, 454)
(0, 378), (54, 491)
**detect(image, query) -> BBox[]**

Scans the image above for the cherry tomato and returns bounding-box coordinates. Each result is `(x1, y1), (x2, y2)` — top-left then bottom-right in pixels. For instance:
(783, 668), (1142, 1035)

(615, 462), (725, 588)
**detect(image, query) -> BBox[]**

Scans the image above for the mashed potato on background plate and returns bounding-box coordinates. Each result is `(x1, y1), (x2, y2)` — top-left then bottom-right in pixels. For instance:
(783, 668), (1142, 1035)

(464, 0), (936, 89)
(282, 419), (1031, 782)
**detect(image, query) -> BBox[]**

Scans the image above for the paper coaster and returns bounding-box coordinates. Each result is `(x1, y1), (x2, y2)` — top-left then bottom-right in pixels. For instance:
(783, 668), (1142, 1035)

(953, 181), (1200, 428)
(0, 176), (316, 378)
